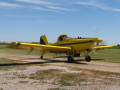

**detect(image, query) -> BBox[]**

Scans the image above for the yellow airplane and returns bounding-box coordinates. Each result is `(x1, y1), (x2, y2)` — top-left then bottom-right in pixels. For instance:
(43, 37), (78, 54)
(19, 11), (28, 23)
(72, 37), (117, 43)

(7, 34), (114, 63)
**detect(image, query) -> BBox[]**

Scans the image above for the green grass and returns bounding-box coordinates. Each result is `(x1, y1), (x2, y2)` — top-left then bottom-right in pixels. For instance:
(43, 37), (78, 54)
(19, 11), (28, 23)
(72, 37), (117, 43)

(0, 58), (20, 70)
(89, 49), (120, 63)
(0, 42), (9, 45)
(110, 46), (120, 49)
(0, 47), (55, 57)
(0, 58), (29, 70)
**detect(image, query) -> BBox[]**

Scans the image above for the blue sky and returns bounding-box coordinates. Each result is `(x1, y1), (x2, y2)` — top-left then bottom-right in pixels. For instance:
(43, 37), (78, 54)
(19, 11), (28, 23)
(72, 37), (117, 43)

(0, 0), (120, 45)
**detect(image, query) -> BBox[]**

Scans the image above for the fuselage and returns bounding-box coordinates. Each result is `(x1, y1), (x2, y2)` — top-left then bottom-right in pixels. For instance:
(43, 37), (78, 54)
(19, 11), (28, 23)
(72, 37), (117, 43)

(52, 34), (102, 53)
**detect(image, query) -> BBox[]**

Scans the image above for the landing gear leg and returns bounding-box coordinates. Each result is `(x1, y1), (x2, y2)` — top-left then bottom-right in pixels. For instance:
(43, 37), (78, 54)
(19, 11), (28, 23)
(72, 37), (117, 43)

(68, 56), (74, 63)
(40, 52), (44, 59)
(84, 52), (91, 62)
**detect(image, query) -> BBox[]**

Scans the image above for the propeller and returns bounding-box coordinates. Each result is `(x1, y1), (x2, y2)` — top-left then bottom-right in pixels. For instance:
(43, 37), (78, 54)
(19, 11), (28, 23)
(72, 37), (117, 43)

(91, 28), (99, 54)
(91, 42), (98, 54)
(100, 40), (107, 46)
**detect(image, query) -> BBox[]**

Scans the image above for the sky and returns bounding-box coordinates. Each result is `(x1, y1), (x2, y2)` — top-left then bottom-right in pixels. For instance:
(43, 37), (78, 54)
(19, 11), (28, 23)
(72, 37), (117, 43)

(0, 0), (120, 45)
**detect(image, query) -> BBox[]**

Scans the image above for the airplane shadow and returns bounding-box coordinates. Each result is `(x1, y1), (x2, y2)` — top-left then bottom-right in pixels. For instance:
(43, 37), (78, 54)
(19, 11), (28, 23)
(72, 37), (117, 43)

(42, 58), (87, 65)
(92, 59), (105, 61)
(53, 56), (68, 58)
(0, 58), (87, 66)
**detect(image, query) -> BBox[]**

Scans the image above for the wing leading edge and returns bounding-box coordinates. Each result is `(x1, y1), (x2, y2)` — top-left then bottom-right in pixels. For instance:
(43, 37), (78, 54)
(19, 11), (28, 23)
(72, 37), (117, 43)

(6, 42), (72, 53)
(93, 45), (114, 49)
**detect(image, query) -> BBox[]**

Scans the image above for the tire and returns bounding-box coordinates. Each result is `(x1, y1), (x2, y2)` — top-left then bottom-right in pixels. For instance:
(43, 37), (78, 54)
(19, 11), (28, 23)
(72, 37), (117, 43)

(85, 55), (91, 62)
(41, 56), (43, 59)
(68, 56), (74, 63)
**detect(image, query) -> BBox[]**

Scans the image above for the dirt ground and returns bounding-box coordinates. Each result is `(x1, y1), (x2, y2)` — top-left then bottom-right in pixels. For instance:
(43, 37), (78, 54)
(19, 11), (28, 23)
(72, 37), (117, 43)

(0, 52), (120, 90)
(0, 45), (7, 47)
(0, 53), (120, 73)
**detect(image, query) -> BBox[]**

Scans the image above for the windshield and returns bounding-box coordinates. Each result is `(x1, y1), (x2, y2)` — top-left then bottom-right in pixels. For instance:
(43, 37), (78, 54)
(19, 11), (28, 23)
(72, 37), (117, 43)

(63, 35), (69, 40)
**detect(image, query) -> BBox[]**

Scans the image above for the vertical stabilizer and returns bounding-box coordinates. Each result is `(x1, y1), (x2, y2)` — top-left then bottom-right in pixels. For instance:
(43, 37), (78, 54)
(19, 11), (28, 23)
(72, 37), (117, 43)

(40, 35), (49, 45)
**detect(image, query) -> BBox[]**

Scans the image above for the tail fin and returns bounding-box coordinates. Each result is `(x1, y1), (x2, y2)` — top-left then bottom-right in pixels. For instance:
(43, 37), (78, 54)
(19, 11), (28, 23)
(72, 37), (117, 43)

(40, 35), (49, 45)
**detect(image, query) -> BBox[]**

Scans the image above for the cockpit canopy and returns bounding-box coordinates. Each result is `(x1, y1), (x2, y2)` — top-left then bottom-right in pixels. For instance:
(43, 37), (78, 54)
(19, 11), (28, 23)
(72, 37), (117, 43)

(57, 34), (69, 42)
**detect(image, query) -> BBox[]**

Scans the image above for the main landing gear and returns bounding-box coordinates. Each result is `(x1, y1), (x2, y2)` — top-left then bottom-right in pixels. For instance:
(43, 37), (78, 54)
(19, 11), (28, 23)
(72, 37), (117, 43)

(68, 56), (74, 63)
(67, 52), (91, 63)
(84, 52), (91, 62)
(40, 52), (91, 63)
(85, 55), (91, 62)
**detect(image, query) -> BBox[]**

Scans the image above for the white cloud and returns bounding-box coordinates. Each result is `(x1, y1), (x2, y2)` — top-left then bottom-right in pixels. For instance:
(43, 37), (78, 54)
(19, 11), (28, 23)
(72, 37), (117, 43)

(47, 6), (70, 11)
(30, 6), (46, 10)
(15, 0), (69, 12)
(30, 6), (62, 13)
(16, 0), (57, 5)
(112, 9), (120, 12)
(0, 2), (23, 8)
(73, 1), (120, 12)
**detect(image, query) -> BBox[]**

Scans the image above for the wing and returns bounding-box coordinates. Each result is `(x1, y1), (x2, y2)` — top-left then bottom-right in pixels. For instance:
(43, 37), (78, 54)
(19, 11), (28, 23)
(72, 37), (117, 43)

(93, 45), (114, 50)
(6, 42), (72, 53)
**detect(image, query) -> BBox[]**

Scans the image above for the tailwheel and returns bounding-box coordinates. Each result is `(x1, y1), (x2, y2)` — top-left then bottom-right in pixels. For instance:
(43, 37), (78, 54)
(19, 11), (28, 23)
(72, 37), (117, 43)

(68, 56), (74, 63)
(41, 56), (43, 59)
(85, 55), (91, 62)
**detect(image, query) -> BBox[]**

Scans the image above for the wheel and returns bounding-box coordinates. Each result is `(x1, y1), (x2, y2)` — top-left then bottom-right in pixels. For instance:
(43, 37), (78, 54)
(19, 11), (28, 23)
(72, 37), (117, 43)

(68, 56), (74, 63)
(85, 55), (91, 62)
(41, 56), (43, 59)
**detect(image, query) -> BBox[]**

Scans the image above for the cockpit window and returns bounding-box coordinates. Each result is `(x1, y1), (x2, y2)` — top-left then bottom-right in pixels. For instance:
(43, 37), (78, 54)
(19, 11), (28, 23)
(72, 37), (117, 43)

(63, 35), (68, 40)
(59, 36), (63, 41)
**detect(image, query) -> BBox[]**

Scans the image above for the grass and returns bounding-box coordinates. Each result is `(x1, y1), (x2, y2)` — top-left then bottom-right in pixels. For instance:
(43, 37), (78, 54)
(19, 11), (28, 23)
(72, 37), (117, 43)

(29, 68), (120, 87)
(19, 81), (29, 83)
(110, 46), (120, 49)
(0, 58), (20, 70)
(89, 49), (120, 63)
(0, 47), (55, 57)
(0, 58), (32, 70)
(0, 58), (18, 64)
(18, 74), (28, 79)
(29, 69), (60, 80)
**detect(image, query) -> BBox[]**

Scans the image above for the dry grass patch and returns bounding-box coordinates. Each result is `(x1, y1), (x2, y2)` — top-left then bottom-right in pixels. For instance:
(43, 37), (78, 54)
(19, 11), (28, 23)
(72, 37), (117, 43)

(47, 88), (67, 90)
(17, 74), (28, 79)
(29, 67), (120, 87)
(19, 81), (29, 83)
(29, 69), (61, 80)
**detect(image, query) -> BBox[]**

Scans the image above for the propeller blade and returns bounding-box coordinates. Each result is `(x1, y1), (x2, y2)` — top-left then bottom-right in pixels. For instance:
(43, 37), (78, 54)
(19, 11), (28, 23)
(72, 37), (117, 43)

(91, 42), (98, 54)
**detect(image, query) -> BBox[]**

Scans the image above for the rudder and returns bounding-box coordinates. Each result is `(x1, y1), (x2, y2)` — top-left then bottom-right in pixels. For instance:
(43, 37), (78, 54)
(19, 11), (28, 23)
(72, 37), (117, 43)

(40, 35), (49, 45)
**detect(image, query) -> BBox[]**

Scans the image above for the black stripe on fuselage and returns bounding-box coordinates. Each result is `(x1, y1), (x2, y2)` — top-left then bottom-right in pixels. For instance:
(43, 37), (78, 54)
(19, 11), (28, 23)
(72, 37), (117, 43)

(55, 41), (93, 46)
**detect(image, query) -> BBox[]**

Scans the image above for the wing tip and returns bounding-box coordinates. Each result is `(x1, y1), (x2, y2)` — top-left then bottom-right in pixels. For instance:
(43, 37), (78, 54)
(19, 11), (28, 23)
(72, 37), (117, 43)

(6, 42), (21, 48)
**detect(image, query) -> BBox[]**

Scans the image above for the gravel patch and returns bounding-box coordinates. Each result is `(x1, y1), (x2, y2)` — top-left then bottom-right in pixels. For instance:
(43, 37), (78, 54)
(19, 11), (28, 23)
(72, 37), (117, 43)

(0, 65), (120, 90)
